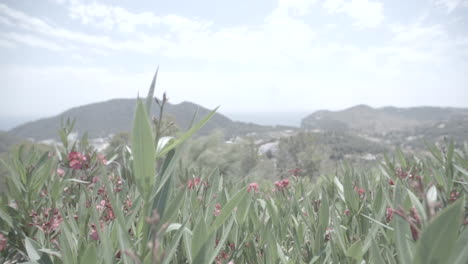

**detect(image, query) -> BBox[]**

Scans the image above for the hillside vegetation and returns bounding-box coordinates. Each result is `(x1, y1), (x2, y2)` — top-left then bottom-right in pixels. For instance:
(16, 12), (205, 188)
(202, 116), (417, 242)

(0, 76), (467, 264)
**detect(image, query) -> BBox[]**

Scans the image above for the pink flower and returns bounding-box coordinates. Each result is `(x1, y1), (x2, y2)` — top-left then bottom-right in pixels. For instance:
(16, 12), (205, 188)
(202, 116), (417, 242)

(89, 228), (99, 241)
(274, 181), (282, 188)
(324, 227), (333, 242)
(386, 208), (393, 222)
(274, 179), (290, 191)
(288, 168), (301, 176)
(0, 234), (7, 252)
(214, 203), (222, 216)
(56, 168), (65, 177)
(68, 151), (88, 169)
(388, 179), (395, 185)
(194, 177), (201, 185)
(247, 182), (259, 193)
(344, 209), (350, 216)
(97, 154), (107, 165)
(187, 180), (194, 189)
(354, 186), (365, 198)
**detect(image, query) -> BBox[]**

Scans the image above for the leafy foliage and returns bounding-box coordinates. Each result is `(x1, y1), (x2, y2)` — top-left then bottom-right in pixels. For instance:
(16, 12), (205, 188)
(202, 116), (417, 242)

(0, 75), (467, 264)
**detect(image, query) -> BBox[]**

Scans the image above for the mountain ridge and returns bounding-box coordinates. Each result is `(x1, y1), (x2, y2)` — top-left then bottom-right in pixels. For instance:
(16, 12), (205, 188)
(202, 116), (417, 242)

(9, 98), (294, 141)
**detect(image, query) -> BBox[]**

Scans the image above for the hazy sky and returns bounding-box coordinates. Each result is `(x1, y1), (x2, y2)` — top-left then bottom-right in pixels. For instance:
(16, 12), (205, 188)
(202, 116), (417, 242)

(1, 0), (467, 122)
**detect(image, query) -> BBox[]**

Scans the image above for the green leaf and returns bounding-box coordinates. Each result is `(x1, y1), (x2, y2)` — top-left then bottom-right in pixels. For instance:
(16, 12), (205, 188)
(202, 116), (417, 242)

(0, 203), (13, 229)
(25, 237), (41, 261)
(343, 173), (358, 212)
(447, 227), (468, 264)
(318, 193), (329, 229)
(206, 217), (235, 264)
(38, 248), (62, 258)
(454, 164), (468, 178)
(210, 187), (248, 232)
(370, 239), (385, 264)
(235, 189), (251, 225)
(156, 106), (219, 158)
(393, 183), (413, 264)
(80, 243), (97, 264)
(152, 149), (176, 220)
(191, 218), (209, 264)
(145, 66), (159, 115)
(162, 220), (189, 264)
(346, 239), (363, 261)
(413, 198), (464, 264)
(132, 100), (156, 197)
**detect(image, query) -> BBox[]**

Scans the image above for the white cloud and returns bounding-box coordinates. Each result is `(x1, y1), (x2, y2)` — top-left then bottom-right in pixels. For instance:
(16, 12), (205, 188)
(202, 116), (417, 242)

(435, 0), (468, 13)
(0, 38), (15, 48)
(0, 3), (173, 54)
(1, 32), (68, 51)
(277, 0), (318, 15)
(68, 0), (161, 32)
(323, 0), (384, 28)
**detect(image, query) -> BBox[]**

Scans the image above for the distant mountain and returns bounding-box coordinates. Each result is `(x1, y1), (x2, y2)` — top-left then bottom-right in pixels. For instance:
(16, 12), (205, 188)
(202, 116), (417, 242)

(301, 105), (468, 133)
(8, 99), (294, 141)
(301, 105), (468, 147)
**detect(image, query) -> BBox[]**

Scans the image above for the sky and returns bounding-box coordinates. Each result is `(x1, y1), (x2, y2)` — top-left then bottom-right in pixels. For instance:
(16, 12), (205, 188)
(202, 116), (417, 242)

(0, 0), (467, 128)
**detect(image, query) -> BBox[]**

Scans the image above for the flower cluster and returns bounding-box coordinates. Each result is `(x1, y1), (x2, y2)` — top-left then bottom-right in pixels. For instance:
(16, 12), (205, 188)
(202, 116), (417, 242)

(247, 182), (259, 193)
(215, 239), (236, 264)
(392, 207), (421, 240)
(29, 208), (63, 236)
(68, 151), (89, 170)
(274, 178), (289, 191)
(97, 153), (107, 165)
(187, 177), (209, 190)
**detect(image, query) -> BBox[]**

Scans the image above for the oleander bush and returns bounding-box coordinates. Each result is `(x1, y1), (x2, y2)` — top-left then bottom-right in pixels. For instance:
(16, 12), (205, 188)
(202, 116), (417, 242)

(0, 74), (467, 264)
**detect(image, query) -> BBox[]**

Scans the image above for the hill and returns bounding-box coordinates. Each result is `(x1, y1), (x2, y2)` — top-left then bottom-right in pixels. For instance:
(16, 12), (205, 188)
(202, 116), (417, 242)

(301, 105), (468, 149)
(8, 99), (294, 141)
(301, 104), (468, 134)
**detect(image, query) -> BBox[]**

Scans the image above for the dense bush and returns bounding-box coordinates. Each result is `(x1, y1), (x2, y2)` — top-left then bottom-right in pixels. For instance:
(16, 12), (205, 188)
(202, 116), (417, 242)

(0, 77), (467, 264)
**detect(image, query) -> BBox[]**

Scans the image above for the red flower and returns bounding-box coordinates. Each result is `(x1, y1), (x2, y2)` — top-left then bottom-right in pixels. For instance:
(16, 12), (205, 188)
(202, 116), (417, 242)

(188, 177), (202, 190)
(247, 182), (259, 193)
(344, 209), (350, 216)
(0, 234), (7, 252)
(388, 179), (395, 185)
(410, 208), (421, 241)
